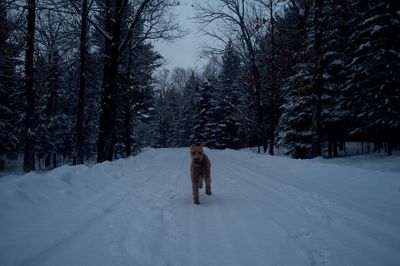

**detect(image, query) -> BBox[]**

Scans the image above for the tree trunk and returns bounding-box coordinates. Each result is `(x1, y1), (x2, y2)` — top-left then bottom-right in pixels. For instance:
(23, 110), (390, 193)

(328, 141), (332, 158)
(387, 130), (393, 156)
(313, 0), (323, 157)
(45, 154), (50, 167)
(23, 0), (36, 172)
(333, 140), (338, 157)
(53, 152), (57, 168)
(124, 43), (133, 157)
(97, 0), (124, 163)
(97, 45), (120, 163)
(234, 5), (267, 154)
(124, 101), (132, 157)
(250, 42), (267, 155)
(96, 0), (153, 162)
(75, 0), (89, 165)
(268, 0), (276, 156)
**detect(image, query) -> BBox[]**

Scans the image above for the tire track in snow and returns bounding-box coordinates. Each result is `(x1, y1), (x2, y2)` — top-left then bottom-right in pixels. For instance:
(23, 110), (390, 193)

(119, 148), (191, 266)
(214, 151), (400, 266)
(218, 158), (357, 266)
(163, 149), (309, 266)
(20, 150), (182, 266)
(156, 149), (246, 266)
(8, 148), (399, 266)
(212, 157), (315, 266)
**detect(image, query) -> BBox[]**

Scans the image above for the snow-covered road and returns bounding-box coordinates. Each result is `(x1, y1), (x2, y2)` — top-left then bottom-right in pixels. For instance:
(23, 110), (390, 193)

(1, 148), (399, 266)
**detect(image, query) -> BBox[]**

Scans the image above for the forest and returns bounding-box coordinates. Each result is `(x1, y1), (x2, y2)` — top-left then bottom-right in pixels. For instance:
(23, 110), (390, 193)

(1, 0), (399, 172)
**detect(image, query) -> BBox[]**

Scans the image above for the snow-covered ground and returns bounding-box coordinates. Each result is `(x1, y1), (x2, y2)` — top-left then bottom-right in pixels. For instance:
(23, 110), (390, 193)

(1, 148), (399, 266)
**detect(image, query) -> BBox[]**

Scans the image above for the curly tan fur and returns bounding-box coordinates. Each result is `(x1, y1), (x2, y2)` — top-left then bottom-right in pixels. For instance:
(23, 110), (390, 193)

(190, 144), (212, 204)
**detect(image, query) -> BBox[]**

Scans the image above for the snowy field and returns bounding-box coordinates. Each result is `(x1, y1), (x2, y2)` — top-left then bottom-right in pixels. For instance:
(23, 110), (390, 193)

(1, 148), (399, 266)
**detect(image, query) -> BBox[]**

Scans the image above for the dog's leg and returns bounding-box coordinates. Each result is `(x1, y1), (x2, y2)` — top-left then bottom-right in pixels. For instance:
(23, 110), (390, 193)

(205, 175), (212, 195)
(192, 176), (200, 204)
(198, 177), (203, 189)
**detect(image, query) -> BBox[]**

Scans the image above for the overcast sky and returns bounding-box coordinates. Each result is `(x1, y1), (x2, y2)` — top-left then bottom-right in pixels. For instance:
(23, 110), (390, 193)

(153, 0), (208, 70)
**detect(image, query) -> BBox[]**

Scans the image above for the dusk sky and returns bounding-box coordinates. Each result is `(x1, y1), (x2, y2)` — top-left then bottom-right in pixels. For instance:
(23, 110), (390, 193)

(153, 0), (208, 70)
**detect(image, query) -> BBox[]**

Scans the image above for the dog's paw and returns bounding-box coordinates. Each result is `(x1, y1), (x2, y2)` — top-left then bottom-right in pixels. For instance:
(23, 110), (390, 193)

(205, 191), (212, 196)
(193, 197), (200, 205)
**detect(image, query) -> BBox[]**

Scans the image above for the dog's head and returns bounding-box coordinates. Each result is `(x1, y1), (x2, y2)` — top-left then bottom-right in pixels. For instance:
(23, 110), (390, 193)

(190, 144), (204, 163)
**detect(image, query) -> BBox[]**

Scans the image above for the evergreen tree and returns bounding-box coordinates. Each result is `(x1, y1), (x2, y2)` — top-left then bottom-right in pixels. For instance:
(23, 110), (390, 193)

(343, 0), (400, 155)
(33, 6), (79, 168)
(320, 0), (351, 157)
(96, 0), (180, 163)
(35, 52), (73, 168)
(0, 3), (20, 169)
(154, 87), (181, 147)
(191, 81), (216, 146)
(152, 68), (183, 148)
(276, 1), (316, 158)
(179, 71), (202, 146)
(76, 52), (103, 161)
(23, 0), (37, 172)
(115, 19), (161, 157)
(75, 0), (90, 164)
(215, 40), (244, 149)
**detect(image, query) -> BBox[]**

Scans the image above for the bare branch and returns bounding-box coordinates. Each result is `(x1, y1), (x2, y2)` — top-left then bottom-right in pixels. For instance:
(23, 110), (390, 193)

(118, 0), (152, 52)
(68, 0), (112, 41)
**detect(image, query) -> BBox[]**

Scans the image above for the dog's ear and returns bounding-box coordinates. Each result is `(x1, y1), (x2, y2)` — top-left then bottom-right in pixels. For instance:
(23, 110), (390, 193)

(190, 143), (204, 150)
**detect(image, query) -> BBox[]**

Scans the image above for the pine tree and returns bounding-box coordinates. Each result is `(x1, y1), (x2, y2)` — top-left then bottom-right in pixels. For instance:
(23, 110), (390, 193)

(321, 0), (351, 157)
(75, 0), (89, 165)
(215, 40), (244, 149)
(179, 71), (202, 146)
(35, 52), (72, 168)
(77, 52), (103, 161)
(276, 1), (316, 158)
(23, 0), (37, 172)
(0, 4), (19, 169)
(115, 20), (161, 157)
(191, 81), (216, 146)
(343, 0), (400, 155)
(32, 6), (79, 168)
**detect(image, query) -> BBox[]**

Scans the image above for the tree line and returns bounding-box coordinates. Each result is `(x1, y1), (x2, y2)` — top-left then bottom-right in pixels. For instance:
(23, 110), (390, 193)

(0, 0), (180, 171)
(147, 0), (400, 158)
(1, 0), (399, 172)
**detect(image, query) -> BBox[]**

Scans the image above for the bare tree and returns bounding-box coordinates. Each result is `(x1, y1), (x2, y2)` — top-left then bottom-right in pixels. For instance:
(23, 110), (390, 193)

(195, 0), (270, 152)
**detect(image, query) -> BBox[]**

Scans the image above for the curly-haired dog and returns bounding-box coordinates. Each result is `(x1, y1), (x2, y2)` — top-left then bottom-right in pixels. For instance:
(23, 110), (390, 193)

(190, 144), (212, 205)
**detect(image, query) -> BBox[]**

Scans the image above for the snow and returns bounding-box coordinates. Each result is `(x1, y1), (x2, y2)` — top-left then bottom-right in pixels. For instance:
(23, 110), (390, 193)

(1, 148), (400, 266)
(312, 152), (400, 173)
(328, 59), (345, 67)
(357, 41), (371, 52)
(361, 15), (381, 26)
(371, 25), (383, 35)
